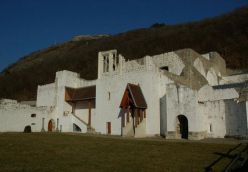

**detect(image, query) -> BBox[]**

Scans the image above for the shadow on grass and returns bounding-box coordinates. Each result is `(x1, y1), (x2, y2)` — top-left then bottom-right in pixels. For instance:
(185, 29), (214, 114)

(205, 143), (242, 172)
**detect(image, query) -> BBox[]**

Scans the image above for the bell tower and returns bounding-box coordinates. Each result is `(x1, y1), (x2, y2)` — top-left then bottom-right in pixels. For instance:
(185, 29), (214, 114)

(98, 50), (121, 79)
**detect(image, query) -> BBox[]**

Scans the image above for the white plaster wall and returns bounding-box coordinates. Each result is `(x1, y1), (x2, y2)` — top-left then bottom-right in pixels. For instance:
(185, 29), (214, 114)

(94, 70), (161, 136)
(78, 79), (97, 88)
(166, 84), (179, 133)
(55, 70), (96, 88)
(75, 102), (89, 123)
(59, 114), (72, 132)
(204, 100), (226, 138)
(74, 101), (95, 125)
(198, 85), (239, 102)
(178, 87), (204, 132)
(54, 71), (79, 132)
(36, 83), (56, 107)
(36, 70), (97, 133)
(193, 58), (206, 77)
(0, 100), (54, 132)
(160, 94), (167, 136)
(206, 68), (218, 86)
(152, 52), (185, 75)
(159, 74), (172, 136)
(2, 49), (247, 139)
(71, 114), (87, 133)
(197, 85), (248, 138)
(225, 100), (247, 136)
(220, 74), (248, 84)
(123, 59), (146, 73)
(166, 84), (205, 134)
(197, 103), (209, 135)
(247, 101), (248, 132)
(202, 53), (210, 60)
(198, 86), (241, 138)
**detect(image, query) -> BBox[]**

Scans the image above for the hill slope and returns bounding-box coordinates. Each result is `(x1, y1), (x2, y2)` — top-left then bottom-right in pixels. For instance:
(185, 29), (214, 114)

(1, 6), (248, 101)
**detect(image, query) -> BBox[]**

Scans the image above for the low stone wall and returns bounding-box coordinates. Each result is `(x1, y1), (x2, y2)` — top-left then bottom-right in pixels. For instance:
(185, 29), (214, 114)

(165, 131), (207, 140)
(0, 99), (52, 132)
(188, 131), (207, 140)
(166, 131), (177, 139)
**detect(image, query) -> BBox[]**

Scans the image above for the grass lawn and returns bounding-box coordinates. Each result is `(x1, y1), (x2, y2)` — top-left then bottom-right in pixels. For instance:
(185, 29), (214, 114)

(0, 133), (245, 172)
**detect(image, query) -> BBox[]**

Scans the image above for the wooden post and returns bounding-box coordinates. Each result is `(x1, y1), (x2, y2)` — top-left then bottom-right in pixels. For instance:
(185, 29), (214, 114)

(88, 100), (91, 126)
(137, 109), (140, 125)
(41, 118), (45, 132)
(122, 109), (125, 127)
(140, 109), (143, 122)
(72, 102), (75, 114)
(144, 109), (146, 118)
(56, 118), (59, 132)
(135, 109), (138, 127)
(127, 107), (130, 123)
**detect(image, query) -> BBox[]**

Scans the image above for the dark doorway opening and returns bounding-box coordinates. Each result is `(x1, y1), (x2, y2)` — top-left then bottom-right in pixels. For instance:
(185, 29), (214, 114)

(48, 119), (55, 132)
(177, 115), (188, 139)
(73, 123), (82, 132)
(24, 125), (32, 133)
(160, 66), (169, 71)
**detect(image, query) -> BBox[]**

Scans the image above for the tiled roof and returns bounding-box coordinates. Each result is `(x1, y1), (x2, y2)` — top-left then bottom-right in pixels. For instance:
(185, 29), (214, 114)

(213, 81), (248, 90)
(65, 85), (96, 102)
(120, 83), (147, 109)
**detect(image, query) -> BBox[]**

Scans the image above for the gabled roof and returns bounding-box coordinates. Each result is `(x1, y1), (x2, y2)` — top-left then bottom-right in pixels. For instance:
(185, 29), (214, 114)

(65, 85), (96, 102)
(120, 83), (147, 109)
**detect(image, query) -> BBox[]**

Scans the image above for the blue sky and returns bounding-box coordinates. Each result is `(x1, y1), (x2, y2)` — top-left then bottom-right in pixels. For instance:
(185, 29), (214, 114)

(0, 0), (248, 72)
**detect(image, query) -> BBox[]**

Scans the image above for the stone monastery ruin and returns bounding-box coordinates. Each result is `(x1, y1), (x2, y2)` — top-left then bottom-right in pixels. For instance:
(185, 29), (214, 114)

(0, 48), (248, 140)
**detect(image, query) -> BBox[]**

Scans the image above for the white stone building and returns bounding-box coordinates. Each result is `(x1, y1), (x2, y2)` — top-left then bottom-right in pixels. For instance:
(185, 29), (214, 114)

(0, 48), (248, 140)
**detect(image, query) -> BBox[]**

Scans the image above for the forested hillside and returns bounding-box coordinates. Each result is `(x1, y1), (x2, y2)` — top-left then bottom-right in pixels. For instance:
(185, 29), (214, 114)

(0, 5), (248, 101)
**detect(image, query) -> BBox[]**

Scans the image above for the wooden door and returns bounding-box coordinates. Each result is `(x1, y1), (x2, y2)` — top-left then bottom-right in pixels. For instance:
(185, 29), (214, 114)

(107, 122), (111, 134)
(48, 120), (53, 132)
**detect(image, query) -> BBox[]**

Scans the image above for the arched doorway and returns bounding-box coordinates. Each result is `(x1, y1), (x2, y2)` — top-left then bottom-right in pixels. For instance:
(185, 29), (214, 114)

(48, 119), (55, 132)
(24, 125), (32, 133)
(177, 115), (188, 139)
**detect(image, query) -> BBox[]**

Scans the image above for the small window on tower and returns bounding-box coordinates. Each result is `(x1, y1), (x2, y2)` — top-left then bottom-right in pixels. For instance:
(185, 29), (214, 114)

(103, 56), (106, 73)
(210, 124), (213, 132)
(160, 66), (169, 71)
(108, 92), (111, 100)
(31, 114), (36, 118)
(106, 57), (109, 72)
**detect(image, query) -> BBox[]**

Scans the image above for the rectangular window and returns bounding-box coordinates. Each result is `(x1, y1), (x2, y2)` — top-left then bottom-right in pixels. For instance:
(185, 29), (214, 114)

(107, 122), (111, 134)
(210, 124), (213, 132)
(108, 92), (111, 100)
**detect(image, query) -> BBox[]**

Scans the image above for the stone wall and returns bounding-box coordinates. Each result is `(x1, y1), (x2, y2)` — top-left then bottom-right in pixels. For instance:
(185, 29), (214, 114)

(0, 99), (53, 132)
(225, 100), (247, 137)
(165, 84), (207, 139)
(198, 85), (239, 102)
(205, 100), (226, 138)
(220, 73), (248, 84)
(152, 52), (185, 75)
(37, 83), (56, 107)
(94, 69), (162, 136)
